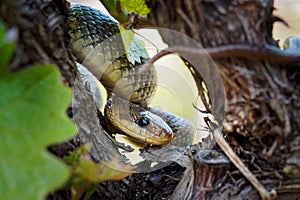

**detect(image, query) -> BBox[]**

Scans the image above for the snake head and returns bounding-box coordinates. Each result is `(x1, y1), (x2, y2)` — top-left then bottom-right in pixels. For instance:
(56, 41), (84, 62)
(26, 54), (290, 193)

(134, 110), (174, 145)
(104, 96), (174, 145)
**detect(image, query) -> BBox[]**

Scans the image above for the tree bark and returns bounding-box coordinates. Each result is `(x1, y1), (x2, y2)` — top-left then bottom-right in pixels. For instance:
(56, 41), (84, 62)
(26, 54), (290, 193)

(146, 0), (300, 199)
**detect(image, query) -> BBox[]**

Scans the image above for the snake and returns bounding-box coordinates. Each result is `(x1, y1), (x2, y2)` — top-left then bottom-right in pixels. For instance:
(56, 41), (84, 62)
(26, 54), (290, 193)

(66, 3), (300, 146)
(66, 4), (195, 146)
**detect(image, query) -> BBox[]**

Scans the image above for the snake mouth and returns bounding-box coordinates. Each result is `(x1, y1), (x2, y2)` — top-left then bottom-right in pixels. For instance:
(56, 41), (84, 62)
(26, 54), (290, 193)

(143, 130), (174, 145)
(122, 124), (174, 146)
(123, 121), (174, 146)
(113, 127), (174, 146)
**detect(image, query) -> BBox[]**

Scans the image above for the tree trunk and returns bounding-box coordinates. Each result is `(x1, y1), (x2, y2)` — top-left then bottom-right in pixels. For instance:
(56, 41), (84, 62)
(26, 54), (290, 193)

(1, 0), (299, 199)
(146, 0), (300, 199)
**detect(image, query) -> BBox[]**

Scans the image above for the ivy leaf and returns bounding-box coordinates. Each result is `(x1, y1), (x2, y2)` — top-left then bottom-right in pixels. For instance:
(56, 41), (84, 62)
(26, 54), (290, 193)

(120, 0), (150, 16)
(0, 23), (75, 199)
(120, 27), (149, 64)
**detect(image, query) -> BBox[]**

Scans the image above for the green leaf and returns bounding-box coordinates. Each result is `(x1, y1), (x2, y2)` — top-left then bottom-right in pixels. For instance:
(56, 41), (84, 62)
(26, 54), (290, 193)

(120, 0), (150, 16)
(64, 146), (135, 200)
(0, 21), (15, 75)
(100, 0), (150, 25)
(120, 27), (149, 64)
(0, 22), (75, 199)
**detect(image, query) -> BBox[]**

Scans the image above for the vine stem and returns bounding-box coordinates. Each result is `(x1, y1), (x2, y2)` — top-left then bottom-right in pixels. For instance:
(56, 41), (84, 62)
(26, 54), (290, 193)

(138, 38), (300, 74)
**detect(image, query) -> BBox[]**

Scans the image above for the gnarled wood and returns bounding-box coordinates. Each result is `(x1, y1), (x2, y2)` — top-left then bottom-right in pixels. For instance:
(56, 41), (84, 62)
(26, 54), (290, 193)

(147, 0), (300, 199)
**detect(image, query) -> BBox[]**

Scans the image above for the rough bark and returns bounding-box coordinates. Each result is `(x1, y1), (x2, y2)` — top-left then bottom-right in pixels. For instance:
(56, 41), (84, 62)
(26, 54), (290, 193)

(0, 0), (76, 86)
(147, 0), (300, 199)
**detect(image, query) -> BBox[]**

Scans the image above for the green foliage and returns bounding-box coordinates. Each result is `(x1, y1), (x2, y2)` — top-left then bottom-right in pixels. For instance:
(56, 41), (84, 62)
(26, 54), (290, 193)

(0, 23), (15, 75)
(120, 0), (150, 16)
(120, 27), (149, 64)
(64, 146), (135, 200)
(100, 0), (150, 23)
(0, 22), (75, 199)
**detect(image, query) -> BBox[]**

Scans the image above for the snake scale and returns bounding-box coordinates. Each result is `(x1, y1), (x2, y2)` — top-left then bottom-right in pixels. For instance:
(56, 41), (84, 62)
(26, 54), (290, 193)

(66, 3), (300, 146)
(67, 4), (195, 146)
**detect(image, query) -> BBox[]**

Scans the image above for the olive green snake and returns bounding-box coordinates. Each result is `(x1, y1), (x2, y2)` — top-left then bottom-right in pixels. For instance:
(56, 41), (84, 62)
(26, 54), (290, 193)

(67, 4), (300, 146)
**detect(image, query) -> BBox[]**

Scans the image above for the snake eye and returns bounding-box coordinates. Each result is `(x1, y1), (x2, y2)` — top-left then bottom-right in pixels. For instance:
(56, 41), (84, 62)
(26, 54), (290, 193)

(138, 117), (150, 127)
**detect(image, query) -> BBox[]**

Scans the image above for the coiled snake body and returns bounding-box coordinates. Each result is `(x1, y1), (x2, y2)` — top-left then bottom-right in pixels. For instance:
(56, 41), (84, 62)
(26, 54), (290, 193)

(67, 4), (195, 146)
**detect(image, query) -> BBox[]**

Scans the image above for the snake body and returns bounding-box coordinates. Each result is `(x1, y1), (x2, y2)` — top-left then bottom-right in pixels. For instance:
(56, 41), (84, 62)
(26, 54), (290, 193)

(67, 4), (195, 146)
(67, 3), (300, 146)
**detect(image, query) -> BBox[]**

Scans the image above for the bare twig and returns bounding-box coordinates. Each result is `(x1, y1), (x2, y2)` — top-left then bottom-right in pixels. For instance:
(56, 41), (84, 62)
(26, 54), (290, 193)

(138, 41), (300, 74)
(211, 125), (277, 200)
